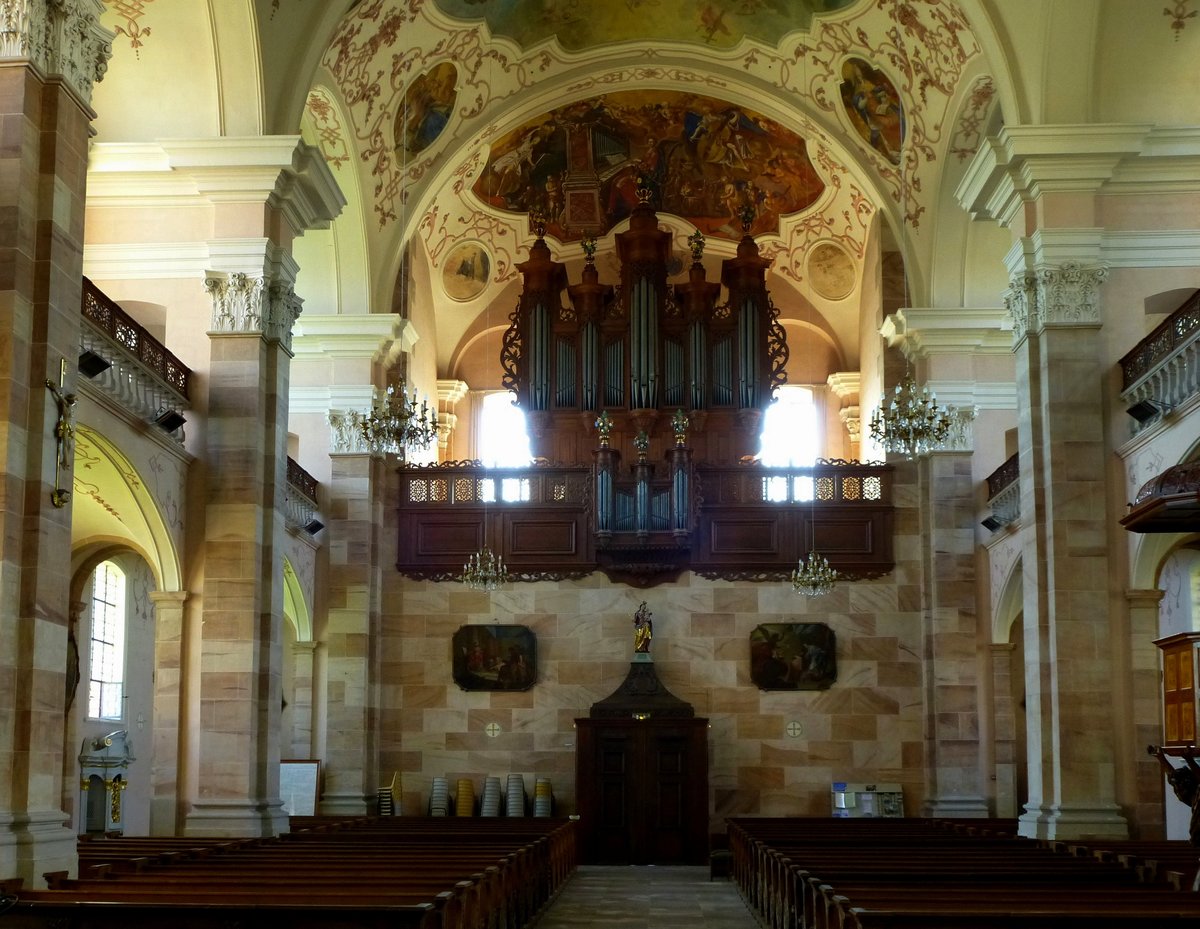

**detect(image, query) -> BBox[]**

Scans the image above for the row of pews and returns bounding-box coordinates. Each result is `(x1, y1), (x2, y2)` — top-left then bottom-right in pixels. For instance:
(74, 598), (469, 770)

(728, 817), (1200, 928)
(0, 815), (576, 929)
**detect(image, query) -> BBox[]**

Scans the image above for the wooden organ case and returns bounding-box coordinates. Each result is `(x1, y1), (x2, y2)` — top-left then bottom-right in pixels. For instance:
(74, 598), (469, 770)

(395, 196), (894, 585)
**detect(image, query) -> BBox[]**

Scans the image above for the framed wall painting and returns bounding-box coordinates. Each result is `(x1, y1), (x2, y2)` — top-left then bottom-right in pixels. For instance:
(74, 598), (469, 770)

(452, 624), (536, 691)
(750, 622), (837, 691)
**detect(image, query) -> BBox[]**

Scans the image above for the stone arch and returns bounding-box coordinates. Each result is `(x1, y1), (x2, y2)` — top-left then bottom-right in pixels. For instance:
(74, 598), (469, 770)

(282, 556), (313, 643)
(71, 426), (182, 594)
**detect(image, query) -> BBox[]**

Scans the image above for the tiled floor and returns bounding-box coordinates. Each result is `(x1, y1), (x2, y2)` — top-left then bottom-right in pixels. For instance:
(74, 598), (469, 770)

(535, 866), (760, 928)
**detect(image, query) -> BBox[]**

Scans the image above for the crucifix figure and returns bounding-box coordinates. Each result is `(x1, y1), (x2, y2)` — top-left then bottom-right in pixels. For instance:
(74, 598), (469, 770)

(46, 358), (76, 507)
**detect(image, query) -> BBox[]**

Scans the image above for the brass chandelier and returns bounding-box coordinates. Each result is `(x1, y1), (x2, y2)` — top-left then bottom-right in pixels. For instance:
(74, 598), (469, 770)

(461, 545), (509, 591)
(791, 550), (838, 598)
(358, 381), (438, 457)
(867, 373), (953, 459)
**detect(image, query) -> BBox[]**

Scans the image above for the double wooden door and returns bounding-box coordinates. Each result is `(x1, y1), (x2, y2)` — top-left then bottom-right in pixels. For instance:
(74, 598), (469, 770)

(574, 717), (708, 864)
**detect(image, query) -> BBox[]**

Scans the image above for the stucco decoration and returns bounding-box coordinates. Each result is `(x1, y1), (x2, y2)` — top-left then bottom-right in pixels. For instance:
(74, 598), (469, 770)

(205, 273), (305, 352)
(306, 89), (352, 170)
(433, 0), (859, 51)
(1165, 1), (1197, 40)
(472, 89), (824, 242)
(324, 0), (980, 231)
(0, 0), (113, 103)
(948, 75), (996, 162)
(1004, 264), (1110, 343)
(105, 0), (152, 56)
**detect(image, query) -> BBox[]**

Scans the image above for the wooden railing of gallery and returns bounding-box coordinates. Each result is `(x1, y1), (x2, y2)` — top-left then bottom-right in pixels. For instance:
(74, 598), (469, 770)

(395, 458), (893, 585)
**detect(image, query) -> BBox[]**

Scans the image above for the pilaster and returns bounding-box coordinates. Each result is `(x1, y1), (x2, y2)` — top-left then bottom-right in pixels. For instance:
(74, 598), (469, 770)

(0, 1), (110, 882)
(288, 640), (318, 759)
(1126, 588), (1167, 837)
(989, 643), (1019, 819)
(916, 452), (988, 818)
(147, 590), (187, 835)
(321, 450), (384, 814)
(1009, 259), (1127, 839)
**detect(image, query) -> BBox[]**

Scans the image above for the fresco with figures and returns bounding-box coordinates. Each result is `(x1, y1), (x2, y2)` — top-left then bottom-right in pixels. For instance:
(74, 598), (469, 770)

(434, 0), (860, 51)
(839, 57), (904, 165)
(472, 90), (824, 242)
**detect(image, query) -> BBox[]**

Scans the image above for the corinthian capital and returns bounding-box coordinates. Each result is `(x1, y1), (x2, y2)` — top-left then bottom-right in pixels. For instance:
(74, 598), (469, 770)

(1004, 263), (1107, 342)
(0, 0), (113, 105)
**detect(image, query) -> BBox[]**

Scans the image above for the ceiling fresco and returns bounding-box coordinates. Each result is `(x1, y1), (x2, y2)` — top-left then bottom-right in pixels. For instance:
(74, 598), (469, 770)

(432, 0), (860, 51)
(471, 90), (825, 242)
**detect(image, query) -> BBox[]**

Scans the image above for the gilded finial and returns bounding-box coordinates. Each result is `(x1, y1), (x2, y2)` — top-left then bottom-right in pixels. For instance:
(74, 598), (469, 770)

(687, 230), (705, 264)
(582, 235), (597, 266)
(671, 408), (689, 446)
(594, 409), (612, 447)
(531, 208), (547, 238)
(634, 429), (649, 461)
(739, 202), (756, 234)
(635, 175), (653, 204)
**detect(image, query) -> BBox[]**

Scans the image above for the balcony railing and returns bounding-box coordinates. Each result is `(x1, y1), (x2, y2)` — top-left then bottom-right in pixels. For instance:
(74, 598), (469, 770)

(982, 452), (1019, 531)
(79, 278), (192, 439)
(1119, 290), (1200, 434)
(284, 456), (321, 535)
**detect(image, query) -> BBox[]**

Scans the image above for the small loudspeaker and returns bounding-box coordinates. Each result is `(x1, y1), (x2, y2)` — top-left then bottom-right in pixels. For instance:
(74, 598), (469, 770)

(1126, 399), (1163, 423)
(154, 409), (186, 433)
(78, 350), (112, 378)
(303, 518), (324, 535)
(980, 515), (1003, 532)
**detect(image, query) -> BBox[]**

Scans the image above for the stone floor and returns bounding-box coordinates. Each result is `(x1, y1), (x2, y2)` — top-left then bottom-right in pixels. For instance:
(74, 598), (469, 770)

(534, 865), (760, 929)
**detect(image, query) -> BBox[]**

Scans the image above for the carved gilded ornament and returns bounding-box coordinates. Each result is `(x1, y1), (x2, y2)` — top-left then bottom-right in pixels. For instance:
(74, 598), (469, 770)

(0, 0), (113, 104)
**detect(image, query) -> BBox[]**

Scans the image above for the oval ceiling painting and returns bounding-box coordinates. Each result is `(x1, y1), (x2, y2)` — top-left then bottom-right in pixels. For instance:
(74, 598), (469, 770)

(472, 90), (824, 243)
(442, 242), (491, 302)
(434, 0), (859, 51)
(395, 61), (458, 156)
(839, 57), (904, 165)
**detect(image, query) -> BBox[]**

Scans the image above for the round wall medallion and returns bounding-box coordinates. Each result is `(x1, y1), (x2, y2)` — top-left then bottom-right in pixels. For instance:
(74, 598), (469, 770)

(442, 242), (492, 301)
(807, 242), (856, 300)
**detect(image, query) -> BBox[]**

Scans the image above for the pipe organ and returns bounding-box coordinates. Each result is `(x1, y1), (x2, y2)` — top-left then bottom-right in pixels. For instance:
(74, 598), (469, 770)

(501, 195), (788, 466)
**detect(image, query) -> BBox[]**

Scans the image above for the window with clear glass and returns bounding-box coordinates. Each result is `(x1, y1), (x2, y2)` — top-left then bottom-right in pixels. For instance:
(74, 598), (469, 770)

(759, 385), (819, 502)
(477, 391), (535, 494)
(88, 561), (126, 720)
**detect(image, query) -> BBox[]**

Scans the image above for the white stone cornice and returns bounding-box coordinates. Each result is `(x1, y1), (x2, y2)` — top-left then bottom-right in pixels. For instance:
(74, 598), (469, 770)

(83, 243), (211, 280)
(926, 380), (1018, 411)
(1100, 231), (1200, 268)
(292, 313), (414, 362)
(437, 379), (469, 406)
(957, 125), (1152, 225)
(0, 0), (113, 106)
(87, 137), (346, 235)
(289, 384), (377, 416)
(880, 308), (1012, 358)
(825, 372), (860, 402)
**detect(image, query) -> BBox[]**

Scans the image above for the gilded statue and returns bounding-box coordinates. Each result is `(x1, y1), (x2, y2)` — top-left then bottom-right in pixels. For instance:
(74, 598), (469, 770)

(633, 601), (653, 653)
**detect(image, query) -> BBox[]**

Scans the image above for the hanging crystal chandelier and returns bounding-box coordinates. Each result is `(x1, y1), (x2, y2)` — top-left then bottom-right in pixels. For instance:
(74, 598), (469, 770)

(867, 374), (953, 459)
(791, 551), (838, 597)
(461, 545), (508, 591)
(358, 381), (438, 457)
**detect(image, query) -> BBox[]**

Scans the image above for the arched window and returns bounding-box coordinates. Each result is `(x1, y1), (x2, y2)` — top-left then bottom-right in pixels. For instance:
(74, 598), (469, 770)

(88, 560), (126, 721)
(478, 391), (533, 468)
(759, 385), (819, 502)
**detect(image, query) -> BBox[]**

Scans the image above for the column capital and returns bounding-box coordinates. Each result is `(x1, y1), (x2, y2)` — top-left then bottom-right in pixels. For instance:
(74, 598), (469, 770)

(148, 590), (189, 607)
(1125, 588), (1166, 606)
(1003, 261), (1109, 344)
(0, 0), (113, 106)
(205, 268), (304, 352)
(328, 409), (373, 455)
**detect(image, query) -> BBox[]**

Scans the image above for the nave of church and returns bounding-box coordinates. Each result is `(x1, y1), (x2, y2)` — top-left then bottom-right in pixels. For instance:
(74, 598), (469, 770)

(3, 0), (1200, 907)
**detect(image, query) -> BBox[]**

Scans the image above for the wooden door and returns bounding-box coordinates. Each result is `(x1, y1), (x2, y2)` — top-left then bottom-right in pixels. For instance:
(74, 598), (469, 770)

(576, 718), (707, 864)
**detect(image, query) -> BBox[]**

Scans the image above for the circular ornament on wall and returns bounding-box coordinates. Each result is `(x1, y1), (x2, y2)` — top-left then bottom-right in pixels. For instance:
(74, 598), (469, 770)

(807, 242), (856, 300)
(442, 242), (492, 302)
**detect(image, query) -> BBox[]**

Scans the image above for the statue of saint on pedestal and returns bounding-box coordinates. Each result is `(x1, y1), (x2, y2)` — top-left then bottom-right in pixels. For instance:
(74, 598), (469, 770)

(633, 602), (653, 654)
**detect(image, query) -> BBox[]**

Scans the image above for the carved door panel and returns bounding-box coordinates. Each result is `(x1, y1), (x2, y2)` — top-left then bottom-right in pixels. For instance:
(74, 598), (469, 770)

(576, 718), (707, 864)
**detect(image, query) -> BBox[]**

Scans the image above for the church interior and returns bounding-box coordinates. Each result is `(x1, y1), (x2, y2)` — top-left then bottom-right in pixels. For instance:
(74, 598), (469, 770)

(4, 0), (1200, 895)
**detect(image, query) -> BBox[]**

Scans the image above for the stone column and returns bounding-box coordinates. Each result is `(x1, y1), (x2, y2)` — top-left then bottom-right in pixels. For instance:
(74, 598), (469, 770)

(0, 0), (111, 885)
(916, 452), (989, 817)
(186, 266), (301, 836)
(147, 591), (187, 834)
(1125, 588), (1166, 836)
(321, 419), (384, 813)
(989, 643), (1018, 818)
(1008, 261), (1127, 839)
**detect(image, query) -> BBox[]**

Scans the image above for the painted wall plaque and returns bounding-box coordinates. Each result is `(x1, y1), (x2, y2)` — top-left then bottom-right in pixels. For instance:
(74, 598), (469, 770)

(453, 624), (536, 691)
(750, 622), (837, 691)
(442, 241), (491, 301)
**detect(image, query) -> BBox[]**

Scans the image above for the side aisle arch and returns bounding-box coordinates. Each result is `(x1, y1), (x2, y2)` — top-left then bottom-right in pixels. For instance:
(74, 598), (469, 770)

(71, 425), (182, 593)
(283, 557), (313, 642)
